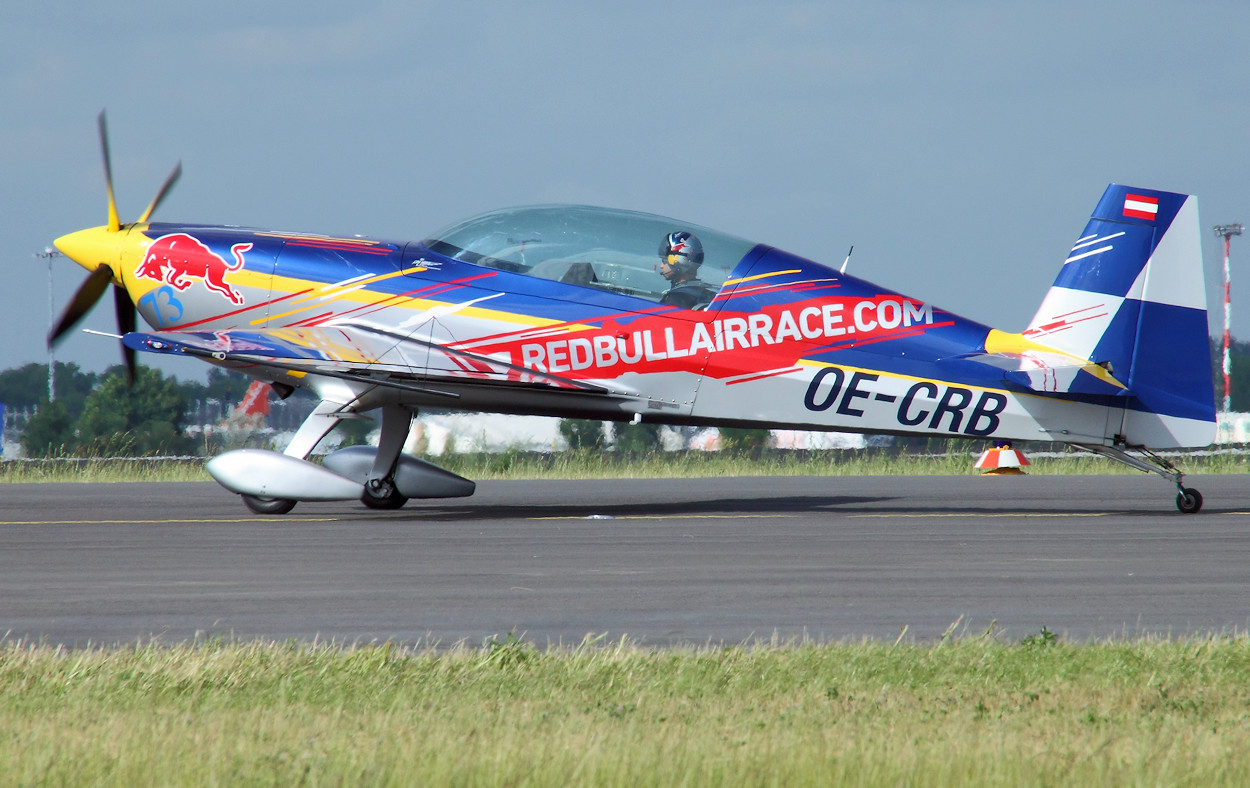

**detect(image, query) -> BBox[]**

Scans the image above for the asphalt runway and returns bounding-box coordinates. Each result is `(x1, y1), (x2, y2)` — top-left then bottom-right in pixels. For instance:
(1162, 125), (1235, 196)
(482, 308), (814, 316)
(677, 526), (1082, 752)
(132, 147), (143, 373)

(2, 473), (1249, 648)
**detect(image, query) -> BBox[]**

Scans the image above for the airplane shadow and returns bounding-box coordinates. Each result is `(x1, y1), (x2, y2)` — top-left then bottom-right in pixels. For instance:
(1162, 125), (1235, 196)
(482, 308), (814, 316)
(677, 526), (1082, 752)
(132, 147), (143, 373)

(336, 496), (1205, 522)
(363, 494), (890, 522)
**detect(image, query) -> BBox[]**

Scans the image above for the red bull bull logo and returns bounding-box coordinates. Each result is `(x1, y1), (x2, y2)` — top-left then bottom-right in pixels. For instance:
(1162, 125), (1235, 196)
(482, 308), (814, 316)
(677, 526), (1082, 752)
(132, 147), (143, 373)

(135, 233), (250, 305)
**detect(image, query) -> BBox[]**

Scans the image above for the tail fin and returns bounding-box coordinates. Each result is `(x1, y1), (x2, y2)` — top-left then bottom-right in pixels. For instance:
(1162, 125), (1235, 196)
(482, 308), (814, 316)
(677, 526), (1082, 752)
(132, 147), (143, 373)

(1021, 184), (1215, 447)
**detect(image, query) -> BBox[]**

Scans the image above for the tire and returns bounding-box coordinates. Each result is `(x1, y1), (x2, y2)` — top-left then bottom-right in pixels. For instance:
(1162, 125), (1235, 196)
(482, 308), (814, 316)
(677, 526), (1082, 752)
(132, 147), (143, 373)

(241, 494), (297, 515)
(1175, 488), (1203, 514)
(361, 485), (408, 510)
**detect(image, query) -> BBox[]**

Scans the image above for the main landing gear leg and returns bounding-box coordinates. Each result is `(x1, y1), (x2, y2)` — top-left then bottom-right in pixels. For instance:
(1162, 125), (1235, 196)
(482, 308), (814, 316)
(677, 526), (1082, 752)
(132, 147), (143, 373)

(1074, 442), (1203, 514)
(284, 400), (347, 459)
(361, 404), (412, 510)
(241, 400), (346, 516)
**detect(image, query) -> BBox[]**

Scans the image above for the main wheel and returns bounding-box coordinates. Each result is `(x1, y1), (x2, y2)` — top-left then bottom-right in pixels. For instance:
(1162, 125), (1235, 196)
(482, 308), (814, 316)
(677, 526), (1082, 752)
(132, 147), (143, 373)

(1176, 487), (1203, 514)
(361, 480), (408, 510)
(242, 494), (297, 515)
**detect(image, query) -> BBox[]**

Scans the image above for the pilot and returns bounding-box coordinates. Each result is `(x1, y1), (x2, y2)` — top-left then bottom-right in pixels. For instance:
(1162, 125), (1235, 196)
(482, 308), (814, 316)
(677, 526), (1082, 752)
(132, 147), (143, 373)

(658, 231), (716, 309)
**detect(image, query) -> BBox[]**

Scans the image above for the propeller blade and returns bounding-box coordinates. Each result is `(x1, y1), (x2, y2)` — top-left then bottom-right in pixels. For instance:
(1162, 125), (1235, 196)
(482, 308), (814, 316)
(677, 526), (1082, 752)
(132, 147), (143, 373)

(114, 284), (137, 382)
(97, 111), (120, 233)
(48, 265), (115, 346)
(137, 160), (182, 224)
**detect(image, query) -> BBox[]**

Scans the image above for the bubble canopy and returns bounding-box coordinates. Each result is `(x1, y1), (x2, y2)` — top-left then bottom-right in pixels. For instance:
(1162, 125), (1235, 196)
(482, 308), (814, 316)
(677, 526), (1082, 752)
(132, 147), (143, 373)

(419, 205), (759, 304)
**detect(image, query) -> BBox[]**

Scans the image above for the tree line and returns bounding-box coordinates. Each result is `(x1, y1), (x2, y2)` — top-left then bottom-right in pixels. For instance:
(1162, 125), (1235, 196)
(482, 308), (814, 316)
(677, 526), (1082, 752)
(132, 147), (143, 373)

(1, 362), (254, 457)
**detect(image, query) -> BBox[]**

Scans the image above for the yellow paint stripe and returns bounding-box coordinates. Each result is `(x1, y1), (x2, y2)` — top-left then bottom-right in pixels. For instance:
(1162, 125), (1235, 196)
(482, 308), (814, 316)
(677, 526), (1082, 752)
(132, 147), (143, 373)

(985, 329), (1126, 390)
(291, 285), (364, 305)
(268, 328), (373, 363)
(723, 269), (802, 286)
(256, 266), (431, 325)
(288, 266), (428, 305)
(262, 303), (325, 324)
(0, 518), (342, 525)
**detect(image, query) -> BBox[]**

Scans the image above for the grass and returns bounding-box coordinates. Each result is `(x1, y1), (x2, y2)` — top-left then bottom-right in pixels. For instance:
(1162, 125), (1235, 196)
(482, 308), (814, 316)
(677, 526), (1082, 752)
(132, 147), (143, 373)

(5, 446), (1247, 783)
(0, 457), (211, 483)
(431, 444), (1250, 479)
(4, 442), (1248, 483)
(3, 634), (1250, 785)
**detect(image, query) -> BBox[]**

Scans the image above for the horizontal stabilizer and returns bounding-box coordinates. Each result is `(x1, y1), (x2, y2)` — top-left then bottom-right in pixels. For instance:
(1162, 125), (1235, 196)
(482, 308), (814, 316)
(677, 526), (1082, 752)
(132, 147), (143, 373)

(951, 329), (1126, 395)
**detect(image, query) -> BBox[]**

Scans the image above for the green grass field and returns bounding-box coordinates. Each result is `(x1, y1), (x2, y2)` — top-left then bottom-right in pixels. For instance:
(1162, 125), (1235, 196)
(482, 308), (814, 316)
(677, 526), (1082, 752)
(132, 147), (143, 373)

(2, 444), (1247, 483)
(3, 635), (1249, 785)
(5, 447), (1247, 784)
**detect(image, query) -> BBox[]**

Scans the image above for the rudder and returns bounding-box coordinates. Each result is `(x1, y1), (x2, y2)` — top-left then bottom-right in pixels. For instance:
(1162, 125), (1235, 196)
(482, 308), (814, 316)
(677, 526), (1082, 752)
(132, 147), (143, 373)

(1023, 184), (1214, 447)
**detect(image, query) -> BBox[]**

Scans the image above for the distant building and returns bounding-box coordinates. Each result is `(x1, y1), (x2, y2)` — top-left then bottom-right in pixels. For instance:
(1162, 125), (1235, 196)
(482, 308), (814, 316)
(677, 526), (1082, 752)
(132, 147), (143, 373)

(1216, 412), (1250, 444)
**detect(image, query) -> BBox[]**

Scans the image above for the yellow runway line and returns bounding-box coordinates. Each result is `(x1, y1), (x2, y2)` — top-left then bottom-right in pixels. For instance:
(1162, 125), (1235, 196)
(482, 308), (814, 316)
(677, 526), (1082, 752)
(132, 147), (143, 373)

(0, 518), (342, 525)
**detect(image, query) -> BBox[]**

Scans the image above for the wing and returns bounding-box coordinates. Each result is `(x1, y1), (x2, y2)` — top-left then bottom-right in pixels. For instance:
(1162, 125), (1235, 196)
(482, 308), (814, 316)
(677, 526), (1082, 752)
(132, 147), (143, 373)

(122, 324), (635, 402)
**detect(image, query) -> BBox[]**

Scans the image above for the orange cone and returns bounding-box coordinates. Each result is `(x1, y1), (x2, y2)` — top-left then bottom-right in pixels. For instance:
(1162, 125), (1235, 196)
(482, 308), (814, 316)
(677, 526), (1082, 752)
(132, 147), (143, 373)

(974, 441), (1030, 475)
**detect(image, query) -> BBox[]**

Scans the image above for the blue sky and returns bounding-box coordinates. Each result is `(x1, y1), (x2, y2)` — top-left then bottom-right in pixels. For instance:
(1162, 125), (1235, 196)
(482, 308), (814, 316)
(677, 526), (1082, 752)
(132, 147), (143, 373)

(5, 1), (1248, 380)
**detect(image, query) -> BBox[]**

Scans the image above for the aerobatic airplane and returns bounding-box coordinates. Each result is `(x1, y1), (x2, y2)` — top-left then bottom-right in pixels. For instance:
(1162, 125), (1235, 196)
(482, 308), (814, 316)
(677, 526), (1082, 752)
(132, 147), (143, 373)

(50, 114), (1215, 514)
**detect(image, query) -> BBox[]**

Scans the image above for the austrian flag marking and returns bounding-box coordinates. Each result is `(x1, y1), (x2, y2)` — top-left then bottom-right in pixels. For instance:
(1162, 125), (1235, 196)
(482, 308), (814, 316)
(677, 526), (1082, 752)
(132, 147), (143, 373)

(1123, 193), (1159, 221)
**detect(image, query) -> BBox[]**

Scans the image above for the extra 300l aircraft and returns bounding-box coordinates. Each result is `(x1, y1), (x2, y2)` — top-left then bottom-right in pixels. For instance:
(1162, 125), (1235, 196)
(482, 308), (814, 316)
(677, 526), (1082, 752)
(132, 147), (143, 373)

(51, 115), (1215, 514)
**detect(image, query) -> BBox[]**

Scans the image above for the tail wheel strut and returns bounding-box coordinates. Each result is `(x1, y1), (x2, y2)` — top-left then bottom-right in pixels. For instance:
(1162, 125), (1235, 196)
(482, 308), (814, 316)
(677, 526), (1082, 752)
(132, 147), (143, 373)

(1072, 442), (1203, 514)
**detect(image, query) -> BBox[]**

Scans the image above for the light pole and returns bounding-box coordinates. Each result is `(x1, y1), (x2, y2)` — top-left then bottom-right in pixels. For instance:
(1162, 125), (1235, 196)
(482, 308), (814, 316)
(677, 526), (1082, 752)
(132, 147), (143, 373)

(1214, 224), (1244, 412)
(34, 247), (62, 402)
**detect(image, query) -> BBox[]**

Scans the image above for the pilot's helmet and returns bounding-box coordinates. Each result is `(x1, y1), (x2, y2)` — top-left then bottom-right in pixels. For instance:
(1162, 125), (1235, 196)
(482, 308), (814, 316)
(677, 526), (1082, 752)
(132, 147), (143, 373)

(659, 231), (704, 277)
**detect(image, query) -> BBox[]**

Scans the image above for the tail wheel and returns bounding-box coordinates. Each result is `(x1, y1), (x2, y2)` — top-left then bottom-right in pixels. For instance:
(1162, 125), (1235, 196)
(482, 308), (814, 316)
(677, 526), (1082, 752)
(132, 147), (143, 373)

(242, 495), (297, 515)
(1176, 488), (1203, 514)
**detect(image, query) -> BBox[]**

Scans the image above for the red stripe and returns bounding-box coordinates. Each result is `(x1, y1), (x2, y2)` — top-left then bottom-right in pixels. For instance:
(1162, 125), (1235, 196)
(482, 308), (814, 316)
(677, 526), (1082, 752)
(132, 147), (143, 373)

(1123, 193), (1159, 221)
(285, 240), (395, 256)
(173, 289), (314, 330)
(725, 367), (803, 386)
(285, 311), (336, 328)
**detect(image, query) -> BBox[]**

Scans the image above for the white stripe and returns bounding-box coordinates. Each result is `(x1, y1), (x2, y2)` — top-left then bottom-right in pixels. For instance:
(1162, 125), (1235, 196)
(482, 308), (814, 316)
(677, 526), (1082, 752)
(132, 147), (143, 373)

(1071, 231), (1125, 251)
(325, 273), (373, 290)
(1064, 245), (1113, 264)
(1124, 198), (1158, 215)
(317, 284), (368, 301)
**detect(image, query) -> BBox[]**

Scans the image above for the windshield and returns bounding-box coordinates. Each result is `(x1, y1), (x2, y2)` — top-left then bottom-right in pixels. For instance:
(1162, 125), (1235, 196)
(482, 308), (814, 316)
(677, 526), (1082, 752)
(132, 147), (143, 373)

(422, 205), (757, 305)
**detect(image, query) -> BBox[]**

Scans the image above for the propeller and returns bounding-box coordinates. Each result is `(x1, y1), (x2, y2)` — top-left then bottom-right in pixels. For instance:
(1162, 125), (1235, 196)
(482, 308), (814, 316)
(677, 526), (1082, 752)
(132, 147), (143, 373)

(49, 111), (181, 382)
(48, 265), (114, 342)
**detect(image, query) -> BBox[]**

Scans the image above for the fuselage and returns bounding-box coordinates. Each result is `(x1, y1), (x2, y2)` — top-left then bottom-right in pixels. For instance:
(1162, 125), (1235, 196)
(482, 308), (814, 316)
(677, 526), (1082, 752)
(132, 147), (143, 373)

(54, 204), (1207, 448)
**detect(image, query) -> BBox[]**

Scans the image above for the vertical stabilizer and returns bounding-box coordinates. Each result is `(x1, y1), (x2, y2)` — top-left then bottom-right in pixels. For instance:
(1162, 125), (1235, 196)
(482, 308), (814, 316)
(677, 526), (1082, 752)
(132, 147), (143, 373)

(1023, 185), (1215, 447)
